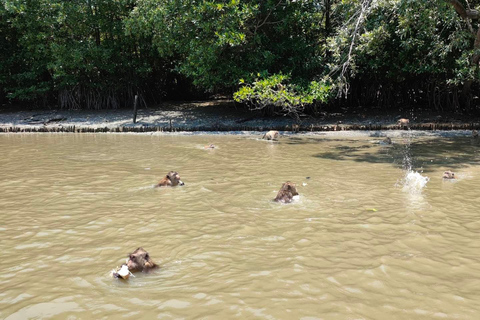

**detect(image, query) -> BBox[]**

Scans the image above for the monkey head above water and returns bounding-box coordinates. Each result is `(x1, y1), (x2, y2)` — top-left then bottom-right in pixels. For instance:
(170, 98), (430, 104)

(155, 171), (184, 187)
(442, 171), (456, 179)
(112, 247), (158, 279)
(126, 247), (158, 273)
(263, 130), (279, 140)
(274, 181), (299, 203)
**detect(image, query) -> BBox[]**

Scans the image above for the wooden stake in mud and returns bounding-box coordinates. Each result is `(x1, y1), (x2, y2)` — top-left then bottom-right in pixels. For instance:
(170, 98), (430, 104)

(133, 95), (138, 124)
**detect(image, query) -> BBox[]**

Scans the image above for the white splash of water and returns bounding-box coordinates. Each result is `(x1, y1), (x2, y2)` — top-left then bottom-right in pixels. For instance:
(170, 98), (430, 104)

(396, 128), (430, 195)
(402, 171), (429, 194)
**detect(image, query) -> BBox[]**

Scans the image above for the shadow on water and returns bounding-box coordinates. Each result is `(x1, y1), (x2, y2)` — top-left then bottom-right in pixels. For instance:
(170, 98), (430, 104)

(311, 138), (398, 164)
(283, 136), (326, 144)
(311, 135), (480, 171)
(408, 137), (480, 173)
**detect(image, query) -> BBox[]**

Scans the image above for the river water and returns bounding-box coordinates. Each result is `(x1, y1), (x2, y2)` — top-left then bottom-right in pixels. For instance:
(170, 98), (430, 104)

(0, 132), (479, 319)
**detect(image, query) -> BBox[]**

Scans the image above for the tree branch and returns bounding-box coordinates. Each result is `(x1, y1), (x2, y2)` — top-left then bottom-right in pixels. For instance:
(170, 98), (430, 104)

(339, 0), (372, 94)
(473, 27), (480, 65)
(253, 0), (283, 35)
(447, 0), (479, 20)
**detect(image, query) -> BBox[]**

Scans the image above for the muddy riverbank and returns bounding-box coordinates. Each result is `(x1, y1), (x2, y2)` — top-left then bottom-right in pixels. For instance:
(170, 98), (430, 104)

(1, 100), (480, 133)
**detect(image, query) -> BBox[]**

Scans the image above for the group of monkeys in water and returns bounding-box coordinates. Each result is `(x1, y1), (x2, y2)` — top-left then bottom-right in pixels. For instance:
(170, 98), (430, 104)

(112, 180), (298, 280)
(112, 124), (478, 279)
(153, 170), (298, 203)
(112, 130), (294, 279)
(112, 182), (298, 279)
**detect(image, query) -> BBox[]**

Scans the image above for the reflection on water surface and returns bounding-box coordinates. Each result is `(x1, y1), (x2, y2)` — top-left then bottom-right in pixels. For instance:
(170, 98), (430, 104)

(0, 131), (479, 319)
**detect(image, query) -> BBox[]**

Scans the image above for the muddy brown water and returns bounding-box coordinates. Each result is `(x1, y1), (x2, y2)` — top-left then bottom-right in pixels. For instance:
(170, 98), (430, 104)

(1, 132), (480, 319)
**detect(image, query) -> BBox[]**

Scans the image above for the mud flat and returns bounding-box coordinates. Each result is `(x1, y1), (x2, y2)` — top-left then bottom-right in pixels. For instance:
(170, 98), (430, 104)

(1, 99), (479, 133)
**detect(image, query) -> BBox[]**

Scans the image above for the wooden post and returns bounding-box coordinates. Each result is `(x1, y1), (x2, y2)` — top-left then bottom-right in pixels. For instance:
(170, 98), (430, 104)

(133, 95), (138, 124)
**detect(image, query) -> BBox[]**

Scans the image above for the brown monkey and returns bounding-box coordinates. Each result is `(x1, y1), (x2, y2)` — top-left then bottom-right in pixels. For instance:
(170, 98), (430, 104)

(442, 171), (455, 179)
(472, 130), (478, 139)
(263, 130), (280, 140)
(155, 171), (184, 187)
(397, 118), (410, 127)
(126, 247), (158, 273)
(274, 181), (299, 203)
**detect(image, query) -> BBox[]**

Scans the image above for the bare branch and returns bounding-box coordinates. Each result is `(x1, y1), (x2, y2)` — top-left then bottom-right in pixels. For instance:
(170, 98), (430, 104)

(253, 0), (284, 35)
(473, 27), (480, 65)
(338, 0), (372, 95)
(447, 0), (479, 19)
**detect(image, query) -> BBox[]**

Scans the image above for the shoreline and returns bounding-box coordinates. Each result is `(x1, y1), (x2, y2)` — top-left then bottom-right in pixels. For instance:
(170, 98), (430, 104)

(2, 123), (479, 134)
(1, 100), (480, 133)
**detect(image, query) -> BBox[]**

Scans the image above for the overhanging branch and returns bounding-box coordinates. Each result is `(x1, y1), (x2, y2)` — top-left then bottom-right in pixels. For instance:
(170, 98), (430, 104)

(447, 0), (479, 20)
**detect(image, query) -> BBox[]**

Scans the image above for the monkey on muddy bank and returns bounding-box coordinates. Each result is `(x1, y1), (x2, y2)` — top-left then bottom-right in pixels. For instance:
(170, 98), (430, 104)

(274, 181), (299, 203)
(263, 130), (279, 140)
(155, 171), (185, 187)
(397, 118), (410, 127)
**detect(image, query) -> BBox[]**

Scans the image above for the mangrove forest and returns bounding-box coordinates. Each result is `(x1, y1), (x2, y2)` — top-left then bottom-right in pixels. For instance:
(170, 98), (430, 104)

(2, 0), (480, 116)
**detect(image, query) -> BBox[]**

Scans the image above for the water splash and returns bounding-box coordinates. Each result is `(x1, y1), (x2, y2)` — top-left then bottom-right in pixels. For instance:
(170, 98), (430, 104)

(401, 171), (429, 194)
(398, 129), (430, 194)
(401, 130), (413, 171)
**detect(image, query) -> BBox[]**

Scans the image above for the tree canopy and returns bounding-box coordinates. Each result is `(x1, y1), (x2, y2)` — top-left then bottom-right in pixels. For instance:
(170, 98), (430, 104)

(1, 0), (480, 113)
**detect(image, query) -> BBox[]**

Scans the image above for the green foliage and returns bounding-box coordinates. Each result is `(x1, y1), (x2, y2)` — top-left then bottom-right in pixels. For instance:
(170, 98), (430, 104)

(46, 0), (157, 108)
(331, 0), (476, 84)
(233, 74), (333, 118)
(1, 0), (59, 103)
(2, 0), (480, 111)
(126, 0), (326, 90)
(1, 0), (159, 108)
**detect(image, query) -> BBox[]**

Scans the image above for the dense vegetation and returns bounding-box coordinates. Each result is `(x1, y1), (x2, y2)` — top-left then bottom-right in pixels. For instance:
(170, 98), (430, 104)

(1, 0), (480, 116)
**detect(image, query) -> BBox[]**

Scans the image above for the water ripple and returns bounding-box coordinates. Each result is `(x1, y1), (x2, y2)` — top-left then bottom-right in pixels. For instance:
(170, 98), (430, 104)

(0, 133), (479, 318)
